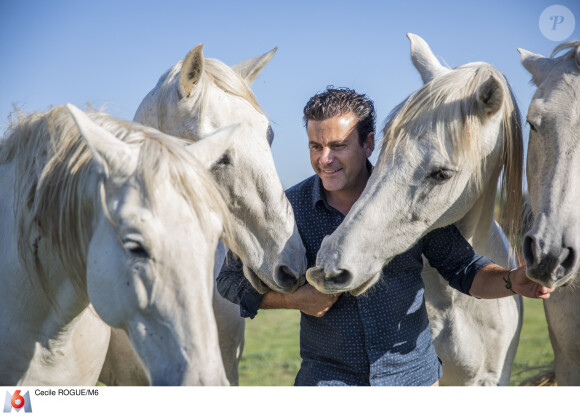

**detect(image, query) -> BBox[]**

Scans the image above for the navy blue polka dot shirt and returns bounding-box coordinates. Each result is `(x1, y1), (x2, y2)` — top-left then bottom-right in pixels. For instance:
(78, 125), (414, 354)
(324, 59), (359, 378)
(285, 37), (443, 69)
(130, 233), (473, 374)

(216, 171), (492, 386)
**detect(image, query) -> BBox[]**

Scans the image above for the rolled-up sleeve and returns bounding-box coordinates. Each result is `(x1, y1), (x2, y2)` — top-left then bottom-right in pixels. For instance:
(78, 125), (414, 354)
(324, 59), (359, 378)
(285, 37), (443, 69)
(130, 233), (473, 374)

(216, 250), (264, 318)
(422, 225), (493, 295)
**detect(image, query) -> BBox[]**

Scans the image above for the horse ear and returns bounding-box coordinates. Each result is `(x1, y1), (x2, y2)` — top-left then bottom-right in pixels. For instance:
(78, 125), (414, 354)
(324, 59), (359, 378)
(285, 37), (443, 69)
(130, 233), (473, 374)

(575, 46), (580, 69)
(518, 48), (555, 86)
(65, 104), (133, 175)
(407, 33), (449, 84)
(180, 44), (205, 97)
(476, 75), (504, 117)
(231, 47), (277, 84)
(187, 124), (240, 170)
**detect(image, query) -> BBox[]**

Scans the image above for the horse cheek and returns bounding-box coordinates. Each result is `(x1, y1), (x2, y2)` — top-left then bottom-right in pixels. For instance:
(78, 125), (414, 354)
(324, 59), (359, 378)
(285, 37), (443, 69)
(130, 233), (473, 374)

(86, 225), (136, 328)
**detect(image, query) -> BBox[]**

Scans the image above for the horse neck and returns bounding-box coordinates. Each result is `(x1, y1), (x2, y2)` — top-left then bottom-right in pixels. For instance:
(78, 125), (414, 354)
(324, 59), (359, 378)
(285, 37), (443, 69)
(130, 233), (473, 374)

(14, 304), (109, 385)
(134, 85), (162, 129)
(454, 165), (502, 251)
(3, 234), (92, 374)
(33, 231), (91, 319)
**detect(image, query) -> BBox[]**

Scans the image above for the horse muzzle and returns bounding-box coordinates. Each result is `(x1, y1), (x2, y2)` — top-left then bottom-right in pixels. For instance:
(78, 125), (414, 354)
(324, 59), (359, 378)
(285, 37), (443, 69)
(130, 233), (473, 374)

(523, 232), (579, 288)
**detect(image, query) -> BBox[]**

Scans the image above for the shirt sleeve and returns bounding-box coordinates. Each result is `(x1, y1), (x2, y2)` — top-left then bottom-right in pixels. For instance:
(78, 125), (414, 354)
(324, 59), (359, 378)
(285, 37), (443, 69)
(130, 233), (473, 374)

(215, 250), (264, 319)
(421, 224), (493, 295)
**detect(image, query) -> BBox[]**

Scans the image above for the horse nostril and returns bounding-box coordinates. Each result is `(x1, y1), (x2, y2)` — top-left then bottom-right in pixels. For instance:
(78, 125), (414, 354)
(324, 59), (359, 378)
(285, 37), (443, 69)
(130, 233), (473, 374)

(327, 269), (353, 287)
(561, 247), (576, 271)
(523, 235), (536, 265)
(274, 265), (300, 290)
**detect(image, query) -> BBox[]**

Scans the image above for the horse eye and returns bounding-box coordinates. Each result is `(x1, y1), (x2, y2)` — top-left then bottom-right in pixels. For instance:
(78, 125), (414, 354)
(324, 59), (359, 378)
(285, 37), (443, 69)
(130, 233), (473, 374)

(216, 151), (232, 166)
(428, 168), (454, 182)
(527, 120), (538, 132)
(123, 240), (149, 258)
(267, 125), (274, 146)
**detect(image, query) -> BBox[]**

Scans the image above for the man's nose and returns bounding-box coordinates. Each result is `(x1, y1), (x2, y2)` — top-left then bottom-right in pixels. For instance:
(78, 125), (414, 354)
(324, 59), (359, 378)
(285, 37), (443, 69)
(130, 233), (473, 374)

(320, 147), (333, 164)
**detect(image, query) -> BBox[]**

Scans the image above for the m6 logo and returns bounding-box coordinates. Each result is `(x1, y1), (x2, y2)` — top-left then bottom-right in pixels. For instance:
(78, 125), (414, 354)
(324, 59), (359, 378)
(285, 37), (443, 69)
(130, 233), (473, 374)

(3, 391), (32, 413)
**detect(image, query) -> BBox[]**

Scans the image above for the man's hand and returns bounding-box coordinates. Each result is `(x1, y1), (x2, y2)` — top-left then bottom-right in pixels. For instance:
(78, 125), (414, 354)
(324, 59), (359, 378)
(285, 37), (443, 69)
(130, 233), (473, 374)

(288, 283), (340, 317)
(469, 263), (555, 299)
(259, 283), (340, 317)
(511, 265), (554, 299)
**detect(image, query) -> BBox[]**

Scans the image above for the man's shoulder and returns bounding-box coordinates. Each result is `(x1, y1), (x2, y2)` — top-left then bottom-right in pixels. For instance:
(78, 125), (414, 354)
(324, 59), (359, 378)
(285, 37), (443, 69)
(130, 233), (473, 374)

(424, 224), (461, 241)
(285, 175), (317, 204)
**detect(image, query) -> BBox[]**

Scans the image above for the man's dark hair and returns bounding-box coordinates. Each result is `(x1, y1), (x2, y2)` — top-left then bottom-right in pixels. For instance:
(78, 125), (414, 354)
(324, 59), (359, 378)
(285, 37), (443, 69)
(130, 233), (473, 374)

(303, 86), (376, 145)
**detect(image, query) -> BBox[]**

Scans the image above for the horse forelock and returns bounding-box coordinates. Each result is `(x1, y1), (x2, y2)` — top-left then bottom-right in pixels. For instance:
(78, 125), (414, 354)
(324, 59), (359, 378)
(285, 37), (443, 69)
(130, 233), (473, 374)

(135, 134), (235, 252)
(380, 63), (522, 248)
(205, 58), (263, 113)
(550, 41), (580, 60)
(157, 57), (264, 130)
(86, 111), (236, 256)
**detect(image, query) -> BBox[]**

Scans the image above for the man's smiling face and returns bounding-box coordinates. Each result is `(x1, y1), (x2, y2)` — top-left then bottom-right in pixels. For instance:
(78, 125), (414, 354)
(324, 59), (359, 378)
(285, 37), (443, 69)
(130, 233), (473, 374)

(308, 112), (373, 196)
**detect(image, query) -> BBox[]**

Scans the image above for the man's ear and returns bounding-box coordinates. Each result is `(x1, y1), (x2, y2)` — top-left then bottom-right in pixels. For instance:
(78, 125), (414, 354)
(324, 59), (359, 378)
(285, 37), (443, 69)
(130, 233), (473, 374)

(364, 132), (375, 157)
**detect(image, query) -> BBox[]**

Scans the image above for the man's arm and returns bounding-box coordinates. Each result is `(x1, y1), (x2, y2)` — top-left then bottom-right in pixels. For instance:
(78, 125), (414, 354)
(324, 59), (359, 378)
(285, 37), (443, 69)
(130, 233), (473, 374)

(216, 251), (264, 318)
(422, 225), (552, 299)
(216, 251), (339, 318)
(468, 264), (553, 299)
(260, 284), (339, 318)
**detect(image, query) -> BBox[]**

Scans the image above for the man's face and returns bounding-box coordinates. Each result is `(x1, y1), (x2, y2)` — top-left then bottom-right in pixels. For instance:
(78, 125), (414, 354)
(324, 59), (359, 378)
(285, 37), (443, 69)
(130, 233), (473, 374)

(308, 112), (373, 195)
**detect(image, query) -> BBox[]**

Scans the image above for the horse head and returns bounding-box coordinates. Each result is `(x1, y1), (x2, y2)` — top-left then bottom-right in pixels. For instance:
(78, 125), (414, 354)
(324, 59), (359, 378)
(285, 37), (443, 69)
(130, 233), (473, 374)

(68, 104), (233, 385)
(307, 33), (522, 295)
(134, 45), (306, 294)
(520, 42), (580, 288)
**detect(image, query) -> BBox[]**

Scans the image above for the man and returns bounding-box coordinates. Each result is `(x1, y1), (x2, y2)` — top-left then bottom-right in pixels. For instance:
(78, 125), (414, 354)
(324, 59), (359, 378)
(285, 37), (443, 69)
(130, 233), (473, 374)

(216, 87), (552, 386)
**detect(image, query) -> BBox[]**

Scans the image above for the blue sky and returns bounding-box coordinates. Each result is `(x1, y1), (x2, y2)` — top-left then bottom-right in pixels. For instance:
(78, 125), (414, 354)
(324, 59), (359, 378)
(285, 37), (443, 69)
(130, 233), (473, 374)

(2, 0), (579, 188)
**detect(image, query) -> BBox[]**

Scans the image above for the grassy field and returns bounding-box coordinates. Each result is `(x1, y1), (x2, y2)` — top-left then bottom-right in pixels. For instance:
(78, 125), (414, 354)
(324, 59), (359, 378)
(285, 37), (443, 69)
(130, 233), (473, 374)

(511, 297), (555, 385)
(238, 309), (301, 386)
(238, 297), (555, 386)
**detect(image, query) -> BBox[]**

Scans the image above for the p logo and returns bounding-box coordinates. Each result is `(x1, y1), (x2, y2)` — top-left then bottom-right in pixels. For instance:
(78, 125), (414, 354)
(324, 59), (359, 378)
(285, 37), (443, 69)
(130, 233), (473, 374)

(3, 391), (32, 413)
(539, 5), (576, 41)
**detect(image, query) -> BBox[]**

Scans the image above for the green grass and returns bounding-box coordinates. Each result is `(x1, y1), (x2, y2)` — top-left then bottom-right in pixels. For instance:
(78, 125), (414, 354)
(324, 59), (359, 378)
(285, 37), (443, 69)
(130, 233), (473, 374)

(238, 299), (554, 386)
(238, 309), (301, 386)
(510, 297), (554, 385)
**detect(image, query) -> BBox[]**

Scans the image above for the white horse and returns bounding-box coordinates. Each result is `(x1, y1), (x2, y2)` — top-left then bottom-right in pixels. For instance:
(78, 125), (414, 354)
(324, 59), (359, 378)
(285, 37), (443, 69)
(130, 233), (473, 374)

(0, 104), (238, 385)
(307, 34), (524, 385)
(99, 45), (307, 386)
(135, 44), (306, 293)
(519, 41), (580, 385)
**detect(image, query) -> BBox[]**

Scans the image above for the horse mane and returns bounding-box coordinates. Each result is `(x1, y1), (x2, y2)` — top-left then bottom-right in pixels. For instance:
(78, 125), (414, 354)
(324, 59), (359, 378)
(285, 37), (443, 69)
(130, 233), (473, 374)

(204, 58), (263, 112)
(86, 111), (234, 251)
(550, 40), (580, 59)
(1, 106), (233, 307)
(156, 56), (264, 135)
(379, 63), (523, 249)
